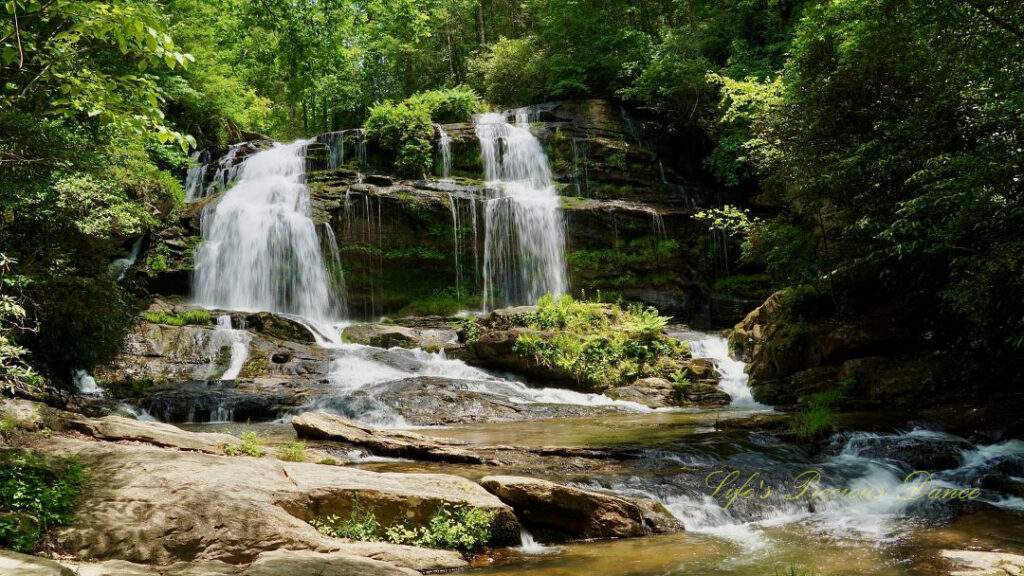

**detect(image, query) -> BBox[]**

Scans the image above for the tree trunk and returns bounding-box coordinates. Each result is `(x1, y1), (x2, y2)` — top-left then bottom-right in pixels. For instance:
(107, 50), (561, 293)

(476, 1), (486, 45)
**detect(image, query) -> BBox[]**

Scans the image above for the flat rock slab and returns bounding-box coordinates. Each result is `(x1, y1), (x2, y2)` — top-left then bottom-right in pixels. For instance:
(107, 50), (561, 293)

(43, 437), (516, 566)
(942, 550), (1024, 576)
(292, 412), (492, 464)
(0, 551), (74, 576)
(480, 475), (682, 541)
(69, 415), (241, 454)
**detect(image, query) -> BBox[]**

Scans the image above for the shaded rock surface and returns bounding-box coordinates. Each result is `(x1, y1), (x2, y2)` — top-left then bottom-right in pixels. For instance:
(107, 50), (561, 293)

(479, 475), (682, 541)
(44, 436), (518, 565)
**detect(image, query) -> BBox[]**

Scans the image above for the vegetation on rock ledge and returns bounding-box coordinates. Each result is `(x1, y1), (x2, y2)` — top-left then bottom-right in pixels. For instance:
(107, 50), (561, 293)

(510, 294), (688, 390)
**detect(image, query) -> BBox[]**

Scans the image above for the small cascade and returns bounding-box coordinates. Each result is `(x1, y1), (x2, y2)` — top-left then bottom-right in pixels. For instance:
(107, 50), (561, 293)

(447, 193), (463, 302)
(73, 370), (101, 395)
(649, 210), (667, 241)
(342, 191), (384, 318)
(354, 129), (367, 166)
(184, 149), (211, 202)
(108, 236), (143, 280)
(322, 223), (349, 319)
(318, 131), (346, 169)
(518, 529), (556, 555)
(675, 331), (766, 407)
(435, 124), (452, 180)
(474, 112), (568, 310)
(213, 315), (251, 381)
(208, 143), (245, 195)
(193, 140), (342, 321)
(570, 137), (590, 197)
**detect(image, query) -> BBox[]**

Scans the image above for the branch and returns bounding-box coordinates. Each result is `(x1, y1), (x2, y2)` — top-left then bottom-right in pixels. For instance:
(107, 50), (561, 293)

(964, 0), (1024, 39)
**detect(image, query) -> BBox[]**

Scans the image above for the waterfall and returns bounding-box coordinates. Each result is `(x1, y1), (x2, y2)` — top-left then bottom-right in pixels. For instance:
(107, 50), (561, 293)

(322, 223), (349, 319)
(184, 150), (210, 202)
(319, 131), (346, 169)
(435, 124), (452, 180)
(213, 315), (251, 381)
(192, 140), (341, 321)
(108, 236), (143, 280)
(447, 193), (462, 302)
(678, 332), (765, 407)
(570, 137), (590, 197)
(649, 210), (667, 241)
(73, 370), (101, 395)
(474, 112), (567, 310)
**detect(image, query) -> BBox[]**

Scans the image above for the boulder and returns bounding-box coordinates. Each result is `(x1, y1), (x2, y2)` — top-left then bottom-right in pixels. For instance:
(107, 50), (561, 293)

(340, 324), (456, 351)
(241, 550), (418, 576)
(45, 437), (518, 565)
(292, 412), (490, 464)
(479, 475), (682, 541)
(68, 416), (241, 454)
(672, 383), (731, 407)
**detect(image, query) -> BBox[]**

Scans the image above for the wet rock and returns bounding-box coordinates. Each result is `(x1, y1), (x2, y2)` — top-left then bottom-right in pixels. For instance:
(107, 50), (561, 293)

(672, 382), (731, 407)
(243, 312), (317, 344)
(0, 551), (74, 576)
(341, 324), (458, 352)
(479, 475), (682, 541)
(292, 411), (491, 464)
(367, 377), (624, 425)
(941, 550), (1024, 576)
(240, 550), (418, 576)
(605, 377), (674, 408)
(68, 415), (241, 454)
(46, 436), (518, 564)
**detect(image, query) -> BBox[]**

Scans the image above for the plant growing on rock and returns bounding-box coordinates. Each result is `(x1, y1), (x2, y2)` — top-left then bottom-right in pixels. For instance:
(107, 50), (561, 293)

(0, 450), (86, 552)
(511, 294), (688, 390)
(276, 441), (306, 462)
(141, 309), (213, 326)
(225, 430), (264, 457)
(313, 500), (493, 553)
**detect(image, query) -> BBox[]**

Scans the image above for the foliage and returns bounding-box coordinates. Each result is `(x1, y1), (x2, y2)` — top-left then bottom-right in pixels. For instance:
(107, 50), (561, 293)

(364, 88), (484, 178)
(276, 441), (306, 462)
(0, 450), (86, 552)
(314, 500), (493, 553)
(693, 205), (760, 238)
(789, 388), (845, 439)
(142, 309), (213, 326)
(225, 430), (264, 457)
(510, 294), (686, 389)
(0, 256), (42, 395)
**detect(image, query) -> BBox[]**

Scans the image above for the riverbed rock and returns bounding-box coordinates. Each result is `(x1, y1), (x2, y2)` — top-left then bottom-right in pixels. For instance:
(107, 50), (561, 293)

(941, 550), (1024, 576)
(341, 324), (458, 352)
(292, 412), (490, 464)
(94, 307), (332, 397)
(68, 415), (241, 454)
(731, 290), (955, 410)
(44, 436), (518, 565)
(479, 475), (682, 541)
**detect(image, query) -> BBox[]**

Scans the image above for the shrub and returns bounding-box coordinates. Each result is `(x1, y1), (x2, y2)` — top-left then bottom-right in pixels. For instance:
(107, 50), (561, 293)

(510, 294), (686, 389)
(276, 441), (306, 462)
(407, 86), (486, 124)
(313, 501), (493, 553)
(0, 450), (86, 552)
(225, 430), (264, 457)
(789, 387), (847, 438)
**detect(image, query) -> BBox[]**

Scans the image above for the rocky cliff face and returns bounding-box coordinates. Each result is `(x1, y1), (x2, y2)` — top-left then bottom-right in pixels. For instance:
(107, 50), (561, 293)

(141, 99), (758, 325)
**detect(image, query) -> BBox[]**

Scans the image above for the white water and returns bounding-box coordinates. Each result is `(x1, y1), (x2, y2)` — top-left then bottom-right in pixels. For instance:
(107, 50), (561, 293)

(193, 141), (341, 321)
(184, 150), (209, 201)
(518, 529), (558, 555)
(73, 370), (101, 395)
(475, 112), (567, 310)
(108, 237), (143, 280)
(213, 315), (250, 381)
(679, 331), (766, 407)
(436, 124), (452, 180)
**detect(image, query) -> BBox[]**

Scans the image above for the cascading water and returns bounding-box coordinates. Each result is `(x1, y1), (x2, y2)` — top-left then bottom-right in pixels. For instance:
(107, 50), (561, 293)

(192, 141), (341, 321)
(675, 331), (765, 407)
(570, 137), (590, 197)
(213, 315), (250, 381)
(435, 124), (453, 180)
(475, 112), (567, 310)
(447, 193), (463, 302)
(184, 150), (210, 201)
(108, 236), (143, 280)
